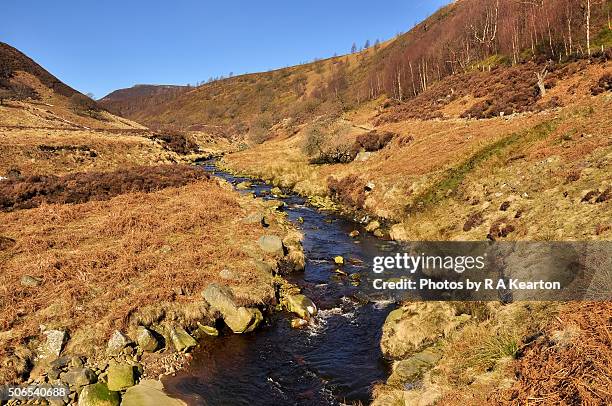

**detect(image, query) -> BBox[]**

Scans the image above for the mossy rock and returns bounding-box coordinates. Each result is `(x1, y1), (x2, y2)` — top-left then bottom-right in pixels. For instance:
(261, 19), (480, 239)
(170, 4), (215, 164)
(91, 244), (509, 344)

(78, 383), (120, 406)
(285, 294), (317, 320)
(106, 363), (135, 392)
(121, 380), (185, 406)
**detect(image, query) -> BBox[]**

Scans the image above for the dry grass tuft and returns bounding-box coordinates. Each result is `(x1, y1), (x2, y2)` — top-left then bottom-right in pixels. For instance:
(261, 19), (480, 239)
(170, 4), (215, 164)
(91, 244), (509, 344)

(494, 302), (612, 405)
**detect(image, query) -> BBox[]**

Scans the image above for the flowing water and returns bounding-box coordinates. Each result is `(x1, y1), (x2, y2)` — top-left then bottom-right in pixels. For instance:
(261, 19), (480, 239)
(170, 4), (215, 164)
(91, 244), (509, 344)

(165, 161), (400, 405)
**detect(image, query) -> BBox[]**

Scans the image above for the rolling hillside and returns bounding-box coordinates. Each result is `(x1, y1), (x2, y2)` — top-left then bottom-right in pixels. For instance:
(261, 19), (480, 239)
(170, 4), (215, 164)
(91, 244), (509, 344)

(98, 0), (611, 136)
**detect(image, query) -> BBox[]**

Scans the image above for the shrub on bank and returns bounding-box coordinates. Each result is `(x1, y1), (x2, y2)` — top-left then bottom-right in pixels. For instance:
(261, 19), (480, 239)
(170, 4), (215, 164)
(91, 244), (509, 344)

(327, 174), (366, 209)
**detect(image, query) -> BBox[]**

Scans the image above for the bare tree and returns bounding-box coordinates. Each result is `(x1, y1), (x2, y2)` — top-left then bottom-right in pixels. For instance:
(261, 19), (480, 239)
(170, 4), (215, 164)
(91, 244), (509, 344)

(303, 123), (327, 157)
(585, 0), (591, 56)
(471, 0), (500, 54)
(536, 65), (549, 97)
(351, 43), (357, 53)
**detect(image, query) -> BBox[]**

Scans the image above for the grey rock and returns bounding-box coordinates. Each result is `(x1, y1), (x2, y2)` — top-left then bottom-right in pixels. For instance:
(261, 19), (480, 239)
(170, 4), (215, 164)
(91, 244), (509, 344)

(50, 356), (71, 369)
(20, 275), (42, 287)
(243, 308), (263, 333)
(168, 325), (197, 352)
(218, 268), (236, 280)
(106, 363), (135, 391)
(202, 284), (262, 333)
(236, 181), (252, 190)
(70, 356), (84, 368)
(106, 330), (131, 356)
(195, 323), (219, 337)
(40, 330), (67, 359)
(47, 367), (62, 380)
(354, 151), (372, 162)
(135, 327), (159, 353)
(121, 379), (185, 406)
(285, 294), (317, 320)
(388, 347), (443, 386)
(257, 235), (284, 256)
(62, 367), (96, 390)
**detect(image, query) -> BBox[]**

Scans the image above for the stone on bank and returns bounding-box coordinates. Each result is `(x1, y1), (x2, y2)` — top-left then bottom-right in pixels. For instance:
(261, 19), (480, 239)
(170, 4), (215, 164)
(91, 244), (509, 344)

(202, 284), (263, 333)
(121, 380), (186, 406)
(168, 325), (197, 352)
(78, 382), (120, 406)
(106, 363), (135, 392)
(257, 235), (285, 256)
(135, 326), (159, 353)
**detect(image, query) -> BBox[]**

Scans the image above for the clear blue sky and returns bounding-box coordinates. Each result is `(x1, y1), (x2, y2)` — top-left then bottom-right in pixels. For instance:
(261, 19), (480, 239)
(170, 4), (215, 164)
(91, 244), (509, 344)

(1, 0), (449, 99)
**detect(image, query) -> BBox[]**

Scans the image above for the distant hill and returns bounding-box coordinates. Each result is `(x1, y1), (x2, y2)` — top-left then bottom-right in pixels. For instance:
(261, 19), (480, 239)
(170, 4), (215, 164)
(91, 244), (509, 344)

(99, 84), (189, 118)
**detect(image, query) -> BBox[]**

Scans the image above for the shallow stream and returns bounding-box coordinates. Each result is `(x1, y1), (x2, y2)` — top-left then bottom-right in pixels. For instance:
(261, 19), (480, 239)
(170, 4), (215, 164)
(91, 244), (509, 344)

(165, 161), (400, 405)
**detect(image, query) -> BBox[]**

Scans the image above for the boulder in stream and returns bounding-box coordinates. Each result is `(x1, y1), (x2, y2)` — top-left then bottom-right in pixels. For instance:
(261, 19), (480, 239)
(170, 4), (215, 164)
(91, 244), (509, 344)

(236, 181), (252, 190)
(285, 294), (317, 320)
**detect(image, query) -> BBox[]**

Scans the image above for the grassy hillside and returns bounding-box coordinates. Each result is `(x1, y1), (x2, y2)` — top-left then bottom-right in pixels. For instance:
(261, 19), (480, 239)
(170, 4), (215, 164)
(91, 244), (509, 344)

(0, 41), (147, 131)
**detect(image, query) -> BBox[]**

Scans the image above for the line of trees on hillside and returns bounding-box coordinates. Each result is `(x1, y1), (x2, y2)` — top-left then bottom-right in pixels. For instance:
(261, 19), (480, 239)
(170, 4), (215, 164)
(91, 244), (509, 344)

(338, 0), (610, 104)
